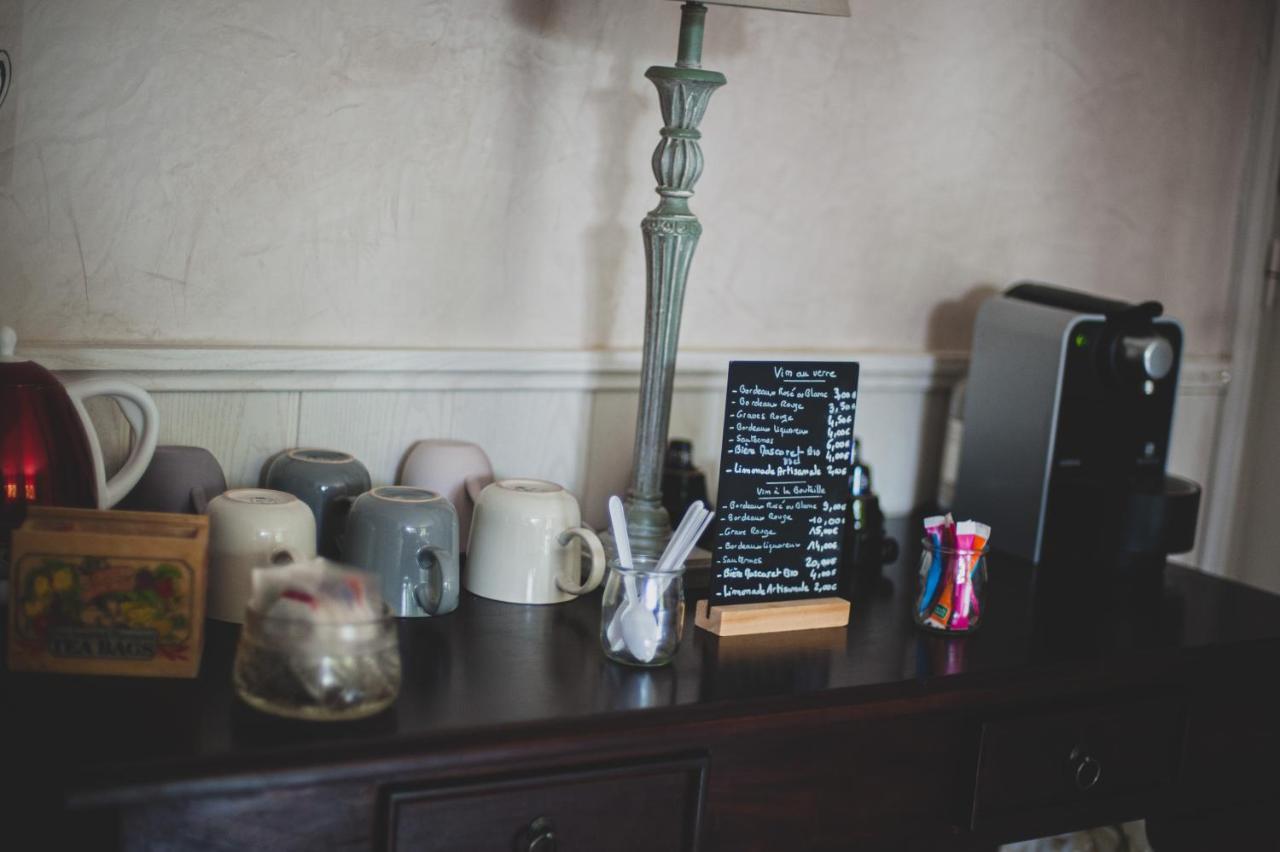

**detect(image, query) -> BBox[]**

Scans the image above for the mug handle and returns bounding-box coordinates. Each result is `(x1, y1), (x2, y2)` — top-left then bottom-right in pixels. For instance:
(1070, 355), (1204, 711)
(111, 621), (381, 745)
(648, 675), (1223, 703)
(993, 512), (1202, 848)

(63, 377), (160, 509)
(555, 527), (605, 596)
(190, 485), (209, 515)
(268, 546), (304, 566)
(464, 474), (493, 505)
(412, 546), (448, 615)
(328, 494), (359, 557)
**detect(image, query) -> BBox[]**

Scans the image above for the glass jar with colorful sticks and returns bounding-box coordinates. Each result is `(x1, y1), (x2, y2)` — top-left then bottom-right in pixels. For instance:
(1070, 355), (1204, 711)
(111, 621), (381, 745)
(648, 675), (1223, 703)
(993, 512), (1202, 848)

(913, 516), (990, 634)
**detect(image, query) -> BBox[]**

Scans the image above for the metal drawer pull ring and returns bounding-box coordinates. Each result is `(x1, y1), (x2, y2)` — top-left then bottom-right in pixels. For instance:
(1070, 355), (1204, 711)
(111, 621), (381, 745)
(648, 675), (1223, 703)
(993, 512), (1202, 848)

(517, 815), (557, 852)
(1072, 753), (1102, 791)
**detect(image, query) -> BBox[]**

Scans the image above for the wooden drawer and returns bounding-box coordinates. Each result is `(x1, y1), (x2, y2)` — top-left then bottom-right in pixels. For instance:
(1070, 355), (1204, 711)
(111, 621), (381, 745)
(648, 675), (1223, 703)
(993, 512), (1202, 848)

(1181, 688), (1280, 807)
(706, 712), (977, 851)
(972, 697), (1182, 836)
(380, 755), (707, 852)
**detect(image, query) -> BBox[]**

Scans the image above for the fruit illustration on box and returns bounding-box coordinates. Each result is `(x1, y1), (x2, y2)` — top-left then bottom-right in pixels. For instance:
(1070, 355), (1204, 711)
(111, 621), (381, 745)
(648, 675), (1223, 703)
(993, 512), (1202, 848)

(15, 555), (194, 660)
(7, 506), (209, 678)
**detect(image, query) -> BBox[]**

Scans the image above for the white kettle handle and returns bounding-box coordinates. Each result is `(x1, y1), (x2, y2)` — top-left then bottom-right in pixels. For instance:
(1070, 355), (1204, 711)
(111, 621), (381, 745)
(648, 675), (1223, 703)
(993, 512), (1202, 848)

(63, 377), (160, 508)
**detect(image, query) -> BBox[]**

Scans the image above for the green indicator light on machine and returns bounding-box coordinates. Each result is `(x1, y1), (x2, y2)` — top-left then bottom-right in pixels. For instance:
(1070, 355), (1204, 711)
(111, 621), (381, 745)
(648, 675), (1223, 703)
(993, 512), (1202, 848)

(1074, 333), (1088, 348)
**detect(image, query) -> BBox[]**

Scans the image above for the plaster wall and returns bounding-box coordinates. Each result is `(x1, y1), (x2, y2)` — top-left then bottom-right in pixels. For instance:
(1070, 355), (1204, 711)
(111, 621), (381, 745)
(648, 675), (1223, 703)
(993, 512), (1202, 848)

(0, 0), (1265, 356)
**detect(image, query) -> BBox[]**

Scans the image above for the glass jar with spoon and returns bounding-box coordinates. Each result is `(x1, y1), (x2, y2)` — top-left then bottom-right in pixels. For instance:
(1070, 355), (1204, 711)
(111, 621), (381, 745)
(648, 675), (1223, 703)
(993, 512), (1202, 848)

(600, 497), (712, 667)
(600, 554), (687, 666)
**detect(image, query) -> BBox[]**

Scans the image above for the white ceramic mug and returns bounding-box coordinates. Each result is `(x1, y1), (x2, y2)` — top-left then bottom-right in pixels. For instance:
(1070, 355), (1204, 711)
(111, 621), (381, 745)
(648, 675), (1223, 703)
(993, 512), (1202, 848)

(399, 439), (494, 553)
(207, 488), (317, 623)
(465, 479), (605, 605)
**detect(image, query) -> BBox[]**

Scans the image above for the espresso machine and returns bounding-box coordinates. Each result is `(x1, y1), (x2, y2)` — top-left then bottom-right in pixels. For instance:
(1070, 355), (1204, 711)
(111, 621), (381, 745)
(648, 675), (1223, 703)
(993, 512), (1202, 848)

(954, 283), (1200, 589)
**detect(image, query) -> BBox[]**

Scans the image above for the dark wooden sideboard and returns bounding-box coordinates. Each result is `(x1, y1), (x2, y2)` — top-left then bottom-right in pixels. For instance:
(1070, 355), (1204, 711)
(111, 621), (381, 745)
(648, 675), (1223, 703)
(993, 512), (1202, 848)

(5, 536), (1280, 851)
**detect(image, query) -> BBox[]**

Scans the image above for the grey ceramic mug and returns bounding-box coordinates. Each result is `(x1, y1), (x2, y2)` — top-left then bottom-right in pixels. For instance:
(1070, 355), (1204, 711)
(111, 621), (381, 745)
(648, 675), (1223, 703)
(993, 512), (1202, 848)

(264, 448), (371, 559)
(342, 486), (459, 617)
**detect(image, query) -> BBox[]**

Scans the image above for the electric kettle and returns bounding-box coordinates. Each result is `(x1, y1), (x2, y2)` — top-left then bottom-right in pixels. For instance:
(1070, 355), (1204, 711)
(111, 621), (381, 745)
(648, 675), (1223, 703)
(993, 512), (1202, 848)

(1, 326), (160, 560)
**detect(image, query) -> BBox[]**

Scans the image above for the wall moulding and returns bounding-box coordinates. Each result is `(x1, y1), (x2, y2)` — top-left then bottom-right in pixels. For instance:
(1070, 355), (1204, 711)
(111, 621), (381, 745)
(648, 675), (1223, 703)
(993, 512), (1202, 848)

(56, 344), (1229, 567)
(26, 345), (1228, 396)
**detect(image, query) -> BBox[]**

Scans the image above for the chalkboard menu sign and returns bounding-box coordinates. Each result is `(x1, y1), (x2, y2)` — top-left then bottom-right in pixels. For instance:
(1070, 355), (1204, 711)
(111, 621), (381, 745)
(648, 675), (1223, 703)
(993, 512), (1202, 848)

(709, 361), (859, 606)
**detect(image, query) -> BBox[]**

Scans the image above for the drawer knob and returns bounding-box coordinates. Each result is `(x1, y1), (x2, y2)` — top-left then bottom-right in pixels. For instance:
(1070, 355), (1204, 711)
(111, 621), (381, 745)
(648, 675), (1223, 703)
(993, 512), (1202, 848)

(1068, 746), (1103, 792)
(517, 816), (557, 852)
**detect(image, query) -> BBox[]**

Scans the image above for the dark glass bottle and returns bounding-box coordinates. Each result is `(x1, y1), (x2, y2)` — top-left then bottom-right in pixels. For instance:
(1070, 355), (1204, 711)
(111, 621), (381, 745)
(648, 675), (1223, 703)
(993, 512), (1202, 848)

(661, 439), (712, 546)
(838, 438), (899, 595)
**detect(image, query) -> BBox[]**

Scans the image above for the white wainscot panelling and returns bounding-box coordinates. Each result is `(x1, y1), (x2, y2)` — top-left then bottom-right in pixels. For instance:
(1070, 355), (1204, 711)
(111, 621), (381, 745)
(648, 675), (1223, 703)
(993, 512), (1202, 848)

(89, 391), (300, 489)
(582, 388), (729, 531)
(295, 390), (594, 499)
(294, 391), (453, 486)
(581, 389), (639, 531)
(669, 387), (729, 507)
(152, 393), (302, 488)
(84, 397), (136, 478)
(851, 386), (953, 517)
(60, 347), (1230, 570)
(449, 390), (593, 498)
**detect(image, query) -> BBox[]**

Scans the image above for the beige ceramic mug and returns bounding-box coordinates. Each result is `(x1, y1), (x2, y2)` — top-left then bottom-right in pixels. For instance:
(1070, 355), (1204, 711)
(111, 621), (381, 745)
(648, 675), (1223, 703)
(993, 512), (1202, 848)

(465, 479), (605, 605)
(207, 488), (317, 623)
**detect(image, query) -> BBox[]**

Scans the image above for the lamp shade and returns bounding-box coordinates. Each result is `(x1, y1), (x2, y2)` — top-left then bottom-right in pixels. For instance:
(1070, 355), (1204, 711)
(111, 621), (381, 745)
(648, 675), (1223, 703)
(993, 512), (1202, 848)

(666, 0), (850, 16)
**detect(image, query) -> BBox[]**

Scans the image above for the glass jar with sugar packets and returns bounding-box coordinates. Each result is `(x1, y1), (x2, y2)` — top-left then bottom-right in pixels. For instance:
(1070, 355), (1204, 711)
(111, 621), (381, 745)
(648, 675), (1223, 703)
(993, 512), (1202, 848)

(600, 555), (686, 667)
(913, 516), (991, 635)
(233, 558), (401, 721)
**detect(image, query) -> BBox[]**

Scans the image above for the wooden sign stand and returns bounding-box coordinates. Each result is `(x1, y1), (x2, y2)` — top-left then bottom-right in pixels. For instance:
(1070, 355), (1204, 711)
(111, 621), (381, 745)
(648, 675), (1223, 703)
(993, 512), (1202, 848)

(695, 597), (850, 637)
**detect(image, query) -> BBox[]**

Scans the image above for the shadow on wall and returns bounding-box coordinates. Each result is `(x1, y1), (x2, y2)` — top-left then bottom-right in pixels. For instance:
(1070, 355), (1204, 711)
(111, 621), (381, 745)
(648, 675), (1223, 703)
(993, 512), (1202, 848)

(582, 57), (646, 347)
(925, 283), (1000, 353)
(905, 283), (999, 512)
(506, 0), (559, 32)
(504, 0), (751, 346)
(505, 0), (636, 347)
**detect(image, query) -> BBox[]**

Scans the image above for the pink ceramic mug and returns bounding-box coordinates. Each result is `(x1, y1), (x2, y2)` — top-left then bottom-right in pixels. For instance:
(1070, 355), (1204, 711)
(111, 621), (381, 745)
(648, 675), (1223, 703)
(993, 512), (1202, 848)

(398, 440), (494, 553)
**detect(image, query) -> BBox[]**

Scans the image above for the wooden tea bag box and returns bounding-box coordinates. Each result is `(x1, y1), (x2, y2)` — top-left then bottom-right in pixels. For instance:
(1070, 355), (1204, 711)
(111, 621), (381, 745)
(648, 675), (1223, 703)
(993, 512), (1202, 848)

(7, 506), (209, 678)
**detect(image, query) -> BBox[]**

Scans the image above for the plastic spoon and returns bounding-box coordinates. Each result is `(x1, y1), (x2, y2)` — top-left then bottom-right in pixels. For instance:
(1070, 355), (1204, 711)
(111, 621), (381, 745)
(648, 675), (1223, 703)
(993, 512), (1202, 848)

(675, 506), (712, 566)
(658, 509), (715, 595)
(658, 503), (707, 578)
(688, 510), (715, 558)
(606, 496), (633, 652)
(657, 502), (705, 574)
(608, 495), (656, 656)
(609, 496), (633, 569)
(621, 573), (659, 662)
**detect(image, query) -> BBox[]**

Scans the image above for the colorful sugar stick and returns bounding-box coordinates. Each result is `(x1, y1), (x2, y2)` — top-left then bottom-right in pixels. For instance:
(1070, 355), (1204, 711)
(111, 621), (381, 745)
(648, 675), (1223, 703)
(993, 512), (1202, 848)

(919, 515), (947, 616)
(930, 514), (958, 616)
(951, 521), (977, 629)
(967, 523), (990, 620)
(925, 572), (956, 629)
(922, 514), (985, 630)
(923, 513), (958, 628)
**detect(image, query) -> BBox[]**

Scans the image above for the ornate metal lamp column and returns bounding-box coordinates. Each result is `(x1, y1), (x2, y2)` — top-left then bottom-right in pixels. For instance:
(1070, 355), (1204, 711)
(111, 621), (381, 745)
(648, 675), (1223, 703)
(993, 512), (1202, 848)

(622, 1), (726, 558)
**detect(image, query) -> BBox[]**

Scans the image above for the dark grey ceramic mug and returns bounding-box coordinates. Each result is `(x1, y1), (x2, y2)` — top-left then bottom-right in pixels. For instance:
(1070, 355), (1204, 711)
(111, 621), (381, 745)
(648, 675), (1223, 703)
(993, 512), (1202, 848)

(263, 448), (371, 559)
(117, 445), (227, 515)
(342, 486), (459, 617)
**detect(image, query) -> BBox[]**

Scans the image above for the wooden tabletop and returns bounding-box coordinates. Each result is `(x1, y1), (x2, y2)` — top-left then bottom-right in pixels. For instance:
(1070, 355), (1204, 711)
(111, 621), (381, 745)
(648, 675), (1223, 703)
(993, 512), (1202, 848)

(6, 531), (1280, 812)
